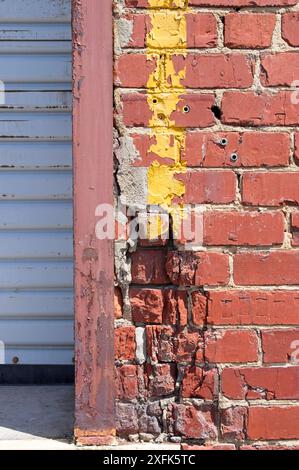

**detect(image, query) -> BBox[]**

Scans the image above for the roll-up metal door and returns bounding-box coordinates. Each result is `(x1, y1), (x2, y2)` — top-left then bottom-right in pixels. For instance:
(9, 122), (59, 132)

(0, 0), (73, 365)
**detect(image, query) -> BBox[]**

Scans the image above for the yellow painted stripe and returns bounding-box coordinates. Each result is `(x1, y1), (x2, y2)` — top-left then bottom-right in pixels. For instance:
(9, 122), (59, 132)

(146, 2), (188, 236)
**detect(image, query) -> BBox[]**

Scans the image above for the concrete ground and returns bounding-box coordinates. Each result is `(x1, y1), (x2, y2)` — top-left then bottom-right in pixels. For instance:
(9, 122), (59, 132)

(0, 386), (180, 450)
(0, 385), (74, 449)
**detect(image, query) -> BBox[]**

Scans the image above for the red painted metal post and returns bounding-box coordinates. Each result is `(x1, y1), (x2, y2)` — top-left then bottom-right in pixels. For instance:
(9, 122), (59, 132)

(72, 0), (115, 445)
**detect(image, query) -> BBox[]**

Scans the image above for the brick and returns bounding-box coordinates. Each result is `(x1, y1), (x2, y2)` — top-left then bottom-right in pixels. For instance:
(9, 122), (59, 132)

(225, 13), (276, 49)
(208, 290), (299, 326)
(178, 170), (236, 204)
(205, 330), (259, 363)
(282, 12), (299, 47)
(242, 172), (299, 206)
(117, 53), (254, 89)
(115, 54), (159, 88)
(130, 131), (177, 167)
(247, 407), (299, 440)
(221, 91), (299, 126)
(181, 444), (236, 450)
(120, 92), (215, 128)
(234, 251), (299, 286)
(189, 0), (296, 5)
(291, 213), (299, 246)
(261, 53), (299, 87)
(146, 325), (176, 363)
(116, 402), (139, 437)
(262, 329), (299, 364)
(241, 444), (299, 450)
(130, 288), (188, 325)
(222, 366), (299, 400)
(131, 249), (169, 284)
(115, 326), (136, 361)
(116, 365), (138, 400)
(191, 291), (207, 326)
(114, 287), (123, 319)
(186, 13), (217, 48)
(145, 363), (176, 397)
(182, 366), (217, 399)
(166, 251), (230, 286)
(183, 131), (290, 168)
(221, 406), (247, 441)
(120, 12), (217, 49)
(130, 288), (164, 324)
(170, 53), (254, 88)
(172, 404), (217, 440)
(146, 325), (202, 363)
(163, 289), (188, 325)
(203, 211), (284, 246)
(176, 330), (203, 362)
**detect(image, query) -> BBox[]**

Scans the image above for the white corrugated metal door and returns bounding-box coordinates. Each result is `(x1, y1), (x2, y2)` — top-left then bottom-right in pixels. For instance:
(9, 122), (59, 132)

(0, 0), (73, 364)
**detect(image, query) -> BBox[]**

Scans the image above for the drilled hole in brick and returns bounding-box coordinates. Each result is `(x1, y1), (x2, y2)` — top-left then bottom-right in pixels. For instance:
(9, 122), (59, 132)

(183, 105), (190, 114)
(211, 105), (222, 120)
(152, 98), (158, 104)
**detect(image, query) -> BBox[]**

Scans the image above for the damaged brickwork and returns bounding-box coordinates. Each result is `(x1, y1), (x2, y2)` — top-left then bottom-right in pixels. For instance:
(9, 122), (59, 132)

(114, 0), (299, 449)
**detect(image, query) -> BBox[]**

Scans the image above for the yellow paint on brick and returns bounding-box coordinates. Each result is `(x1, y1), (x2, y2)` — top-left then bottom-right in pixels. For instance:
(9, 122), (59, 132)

(148, 161), (186, 208)
(165, 53), (186, 88)
(148, 0), (187, 8)
(147, 11), (187, 49)
(148, 131), (181, 163)
(146, 1), (188, 238)
(148, 92), (182, 128)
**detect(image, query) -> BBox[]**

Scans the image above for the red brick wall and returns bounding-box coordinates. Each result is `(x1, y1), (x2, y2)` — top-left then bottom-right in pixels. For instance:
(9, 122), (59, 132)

(114, 0), (299, 449)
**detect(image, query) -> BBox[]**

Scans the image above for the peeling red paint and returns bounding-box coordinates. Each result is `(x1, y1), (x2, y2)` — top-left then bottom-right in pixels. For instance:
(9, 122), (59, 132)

(72, 0), (115, 444)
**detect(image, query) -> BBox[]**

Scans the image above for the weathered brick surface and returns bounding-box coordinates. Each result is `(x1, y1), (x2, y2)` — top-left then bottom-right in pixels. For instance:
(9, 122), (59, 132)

(224, 13), (276, 49)
(262, 329), (299, 364)
(166, 251), (230, 286)
(183, 131), (290, 168)
(222, 367), (299, 400)
(172, 404), (217, 440)
(282, 12), (299, 46)
(178, 170), (236, 204)
(242, 172), (299, 206)
(208, 290), (299, 325)
(118, 12), (217, 49)
(131, 249), (169, 285)
(115, 326), (136, 361)
(222, 91), (299, 126)
(181, 366), (217, 399)
(221, 406), (247, 441)
(261, 53), (299, 87)
(114, 0), (299, 448)
(204, 330), (259, 363)
(132, 131), (290, 168)
(203, 211), (284, 246)
(120, 92), (216, 128)
(247, 407), (299, 440)
(234, 252), (299, 285)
